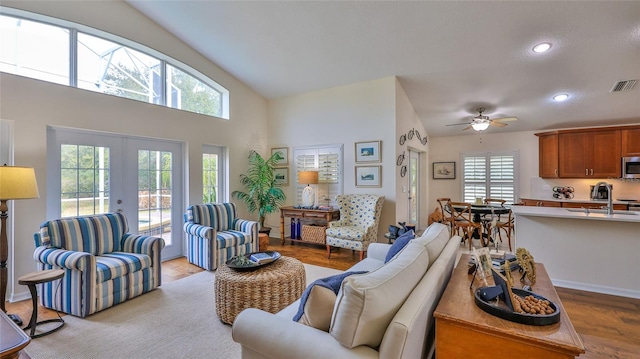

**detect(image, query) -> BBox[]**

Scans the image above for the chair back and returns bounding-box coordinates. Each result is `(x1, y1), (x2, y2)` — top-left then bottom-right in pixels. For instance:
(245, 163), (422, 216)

(336, 194), (385, 230)
(35, 212), (128, 255)
(484, 198), (506, 206)
(185, 203), (237, 231)
(447, 202), (473, 223)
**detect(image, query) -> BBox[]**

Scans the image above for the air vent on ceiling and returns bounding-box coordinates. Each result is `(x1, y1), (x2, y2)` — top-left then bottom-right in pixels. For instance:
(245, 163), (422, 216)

(610, 79), (637, 92)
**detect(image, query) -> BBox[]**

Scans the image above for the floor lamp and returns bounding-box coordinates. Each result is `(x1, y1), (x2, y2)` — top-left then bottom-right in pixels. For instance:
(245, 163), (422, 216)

(0, 165), (39, 324)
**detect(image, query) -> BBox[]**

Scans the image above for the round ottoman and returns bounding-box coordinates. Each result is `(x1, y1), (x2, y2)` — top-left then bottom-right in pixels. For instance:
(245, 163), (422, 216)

(215, 256), (306, 324)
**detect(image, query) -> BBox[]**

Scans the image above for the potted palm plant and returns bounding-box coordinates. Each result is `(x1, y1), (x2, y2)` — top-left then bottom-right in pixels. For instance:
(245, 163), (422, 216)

(231, 150), (286, 235)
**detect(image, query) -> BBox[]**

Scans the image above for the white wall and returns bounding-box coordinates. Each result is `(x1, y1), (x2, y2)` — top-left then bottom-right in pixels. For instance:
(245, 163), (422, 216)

(267, 77), (398, 241)
(1, 1), (267, 301)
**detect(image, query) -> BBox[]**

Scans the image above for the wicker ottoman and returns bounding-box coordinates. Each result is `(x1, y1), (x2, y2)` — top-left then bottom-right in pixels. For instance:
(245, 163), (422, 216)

(215, 256), (306, 324)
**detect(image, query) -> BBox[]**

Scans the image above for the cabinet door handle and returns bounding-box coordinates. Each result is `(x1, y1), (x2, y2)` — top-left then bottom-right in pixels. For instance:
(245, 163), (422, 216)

(590, 169), (594, 175)
(585, 168), (589, 176)
(555, 168), (558, 176)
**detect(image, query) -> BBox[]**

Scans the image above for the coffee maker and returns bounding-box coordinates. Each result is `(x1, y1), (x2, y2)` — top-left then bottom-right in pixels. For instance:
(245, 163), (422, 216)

(590, 184), (611, 200)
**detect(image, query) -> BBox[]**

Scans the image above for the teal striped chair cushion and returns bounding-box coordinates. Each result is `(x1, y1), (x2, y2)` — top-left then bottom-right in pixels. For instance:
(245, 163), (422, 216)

(96, 252), (152, 283)
(186, 203), (237, 231)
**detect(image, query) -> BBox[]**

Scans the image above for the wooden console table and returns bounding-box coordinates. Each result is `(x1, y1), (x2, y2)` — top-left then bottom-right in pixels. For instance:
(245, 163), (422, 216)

(279, 206), (340, 245)
(434, 254), (585, 358)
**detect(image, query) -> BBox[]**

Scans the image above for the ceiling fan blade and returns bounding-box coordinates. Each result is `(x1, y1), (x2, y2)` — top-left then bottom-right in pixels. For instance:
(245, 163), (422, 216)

(446, 122), (472, 127)
(490, 121), (508, 127)
(492, 117), (518, 123)
(462, 125), (472, 131)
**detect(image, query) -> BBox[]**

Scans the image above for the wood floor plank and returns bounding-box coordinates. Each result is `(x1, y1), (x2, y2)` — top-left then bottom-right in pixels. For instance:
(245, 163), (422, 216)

(5, 238), (639, 358)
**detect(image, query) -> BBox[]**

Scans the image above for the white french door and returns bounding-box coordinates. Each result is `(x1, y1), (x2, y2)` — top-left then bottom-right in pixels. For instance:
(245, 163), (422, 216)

(408, 149), (421, 229)
(47, 127), (184, 260)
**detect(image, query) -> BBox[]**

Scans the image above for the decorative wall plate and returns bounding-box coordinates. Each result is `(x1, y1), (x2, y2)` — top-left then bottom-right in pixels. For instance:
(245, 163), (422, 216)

(421, 136), (428, 145)
(415, 130), (421, 141)
(400, 165), (407, 177)
(407, 129), (415, 140)
(399, 134), (406, 145)
(396, 151), (405, 166)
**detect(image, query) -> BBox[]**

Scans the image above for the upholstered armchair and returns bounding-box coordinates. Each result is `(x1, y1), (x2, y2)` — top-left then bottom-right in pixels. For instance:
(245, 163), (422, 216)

(325, 194), (385, 260)
(183, 203), (258, 271)
(33, 212), (164, 318)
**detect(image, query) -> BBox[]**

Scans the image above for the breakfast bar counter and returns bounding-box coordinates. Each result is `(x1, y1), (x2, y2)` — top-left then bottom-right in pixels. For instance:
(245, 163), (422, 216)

(511, 206), (640, 299)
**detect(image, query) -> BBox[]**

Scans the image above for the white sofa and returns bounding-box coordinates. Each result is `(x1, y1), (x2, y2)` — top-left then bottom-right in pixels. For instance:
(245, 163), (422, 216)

(232, 223), (461, 359)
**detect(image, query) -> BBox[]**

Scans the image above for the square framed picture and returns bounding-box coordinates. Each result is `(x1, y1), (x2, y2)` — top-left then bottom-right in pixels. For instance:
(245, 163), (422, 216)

(355, 140), (381, 163)
(433, 161), (455, 179)
(355, 165), (381, 187)
(273, 167), (289, 186)
(271, 147), (289, 166)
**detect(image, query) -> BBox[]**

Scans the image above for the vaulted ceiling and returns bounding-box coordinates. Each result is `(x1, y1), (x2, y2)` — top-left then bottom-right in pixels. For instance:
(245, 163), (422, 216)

(126, 1), (640, 137)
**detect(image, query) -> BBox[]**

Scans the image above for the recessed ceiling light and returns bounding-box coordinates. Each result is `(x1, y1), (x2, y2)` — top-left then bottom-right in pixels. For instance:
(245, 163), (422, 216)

(553, 93), (569, 102)
(533, 42), (552, 53)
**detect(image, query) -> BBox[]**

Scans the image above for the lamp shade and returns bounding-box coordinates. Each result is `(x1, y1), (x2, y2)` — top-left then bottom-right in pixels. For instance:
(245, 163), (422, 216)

(298, 171), (319, 184)
(471, 122), (490, 132)
(0, 165), (39, 200)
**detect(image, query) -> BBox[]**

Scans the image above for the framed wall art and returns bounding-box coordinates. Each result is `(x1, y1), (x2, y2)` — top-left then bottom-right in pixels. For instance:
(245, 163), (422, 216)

(433, 161), (456, 179)
(271, 147), (289, 166)
(355, 140), (381, 163)
(273, 167), (289, 186)
(355, 165), (381, 187)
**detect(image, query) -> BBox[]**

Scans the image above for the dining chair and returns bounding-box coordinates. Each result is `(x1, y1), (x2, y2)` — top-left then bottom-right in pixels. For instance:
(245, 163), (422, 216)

(447, 202), (483, 250)
(482, 198), (513, 251)
(436, 197), (456, 237)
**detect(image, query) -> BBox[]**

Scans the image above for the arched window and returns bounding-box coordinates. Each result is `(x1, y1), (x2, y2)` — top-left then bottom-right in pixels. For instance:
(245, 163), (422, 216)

(0, 8), (229, 119)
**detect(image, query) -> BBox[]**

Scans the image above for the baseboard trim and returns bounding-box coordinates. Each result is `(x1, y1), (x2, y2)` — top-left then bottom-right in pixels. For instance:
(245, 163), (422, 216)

(552, 278), (640, 299)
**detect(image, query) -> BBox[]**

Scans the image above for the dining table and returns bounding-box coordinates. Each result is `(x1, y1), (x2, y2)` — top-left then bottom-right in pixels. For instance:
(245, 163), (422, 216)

(448, 203), (511, 246)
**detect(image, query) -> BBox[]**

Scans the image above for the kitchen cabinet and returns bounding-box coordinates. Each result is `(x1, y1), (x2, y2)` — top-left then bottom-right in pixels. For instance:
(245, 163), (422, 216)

(622, 128), (640, 156)
(558, 130), (621, 178)
(538, 133), (559, 178)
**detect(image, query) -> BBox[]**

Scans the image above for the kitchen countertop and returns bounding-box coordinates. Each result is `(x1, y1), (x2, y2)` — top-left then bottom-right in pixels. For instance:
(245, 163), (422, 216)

(512, 205), (640, 223)
(520, 197), (637, 204)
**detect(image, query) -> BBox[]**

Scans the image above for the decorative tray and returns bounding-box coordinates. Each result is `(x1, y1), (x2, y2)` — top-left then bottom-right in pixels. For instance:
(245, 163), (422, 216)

(474, 287), (560, 326)
(225, 251), (281, 271)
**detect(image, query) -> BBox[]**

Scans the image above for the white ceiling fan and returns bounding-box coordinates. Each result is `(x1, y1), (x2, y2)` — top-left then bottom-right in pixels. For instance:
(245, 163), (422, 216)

(447, 107), (518, 131)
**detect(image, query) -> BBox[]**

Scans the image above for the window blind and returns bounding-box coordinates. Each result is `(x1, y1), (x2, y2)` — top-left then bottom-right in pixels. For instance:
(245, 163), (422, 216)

(293, 145), (343, 207)
(462, 151), (517, 204)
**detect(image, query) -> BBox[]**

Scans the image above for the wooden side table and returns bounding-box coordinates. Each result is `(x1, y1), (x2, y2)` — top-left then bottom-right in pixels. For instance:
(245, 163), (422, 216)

(279, 206), (340, 245)
(18, 269), (65, 338)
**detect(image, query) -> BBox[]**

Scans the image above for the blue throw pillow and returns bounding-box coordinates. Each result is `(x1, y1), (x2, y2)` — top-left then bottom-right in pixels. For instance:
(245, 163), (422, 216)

(385, 230), (415, 263)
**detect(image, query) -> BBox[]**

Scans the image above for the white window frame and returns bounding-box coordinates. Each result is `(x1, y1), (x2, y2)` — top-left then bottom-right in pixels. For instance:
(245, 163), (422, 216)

(461, 150), (519, 204)
(202, 145), (227, 203)
(0, 7), (230, 119)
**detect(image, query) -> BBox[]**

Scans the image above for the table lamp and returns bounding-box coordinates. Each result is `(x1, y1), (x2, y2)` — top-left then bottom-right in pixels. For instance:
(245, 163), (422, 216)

(0, 165), (39, 324)
(298, 171), (318, 208)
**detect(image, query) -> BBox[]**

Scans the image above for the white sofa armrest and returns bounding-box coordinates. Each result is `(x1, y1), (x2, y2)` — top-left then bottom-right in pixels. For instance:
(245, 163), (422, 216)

(232, 308), (378, 359)
(367, 242), (391, 261)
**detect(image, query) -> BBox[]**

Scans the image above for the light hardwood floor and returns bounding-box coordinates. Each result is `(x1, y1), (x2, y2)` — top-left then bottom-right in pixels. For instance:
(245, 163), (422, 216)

(6, 237), (639, 358)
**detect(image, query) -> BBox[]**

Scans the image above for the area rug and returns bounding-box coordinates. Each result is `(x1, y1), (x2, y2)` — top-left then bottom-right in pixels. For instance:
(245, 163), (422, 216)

(24, 264), (342, 359)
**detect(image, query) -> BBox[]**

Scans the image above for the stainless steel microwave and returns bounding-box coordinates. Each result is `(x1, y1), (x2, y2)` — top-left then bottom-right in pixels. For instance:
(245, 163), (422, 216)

(622, 156), (640, 179)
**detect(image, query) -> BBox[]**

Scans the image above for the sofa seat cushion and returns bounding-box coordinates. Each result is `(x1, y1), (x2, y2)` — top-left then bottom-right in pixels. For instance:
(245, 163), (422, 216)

(330, 242), (430, 349)
(326, 226), (365, 241)
(96, 252), (152, 283)
(216, 230), (251, 249)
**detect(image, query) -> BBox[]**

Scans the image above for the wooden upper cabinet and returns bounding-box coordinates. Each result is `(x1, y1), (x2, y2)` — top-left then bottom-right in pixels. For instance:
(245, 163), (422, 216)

(558, 130), (621, 178)
(538, 133), (558, 178)
(622, 128), (640, 156)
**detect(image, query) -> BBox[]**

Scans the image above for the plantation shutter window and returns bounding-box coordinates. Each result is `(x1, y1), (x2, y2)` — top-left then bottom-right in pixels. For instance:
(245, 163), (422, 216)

(462, 151), (518, 204)
(293, 145), (343, 207)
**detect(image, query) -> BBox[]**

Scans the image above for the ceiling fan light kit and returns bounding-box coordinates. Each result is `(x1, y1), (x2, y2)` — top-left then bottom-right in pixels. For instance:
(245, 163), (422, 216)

(471, 122), (491, 131)
(446, 107), (518, 132)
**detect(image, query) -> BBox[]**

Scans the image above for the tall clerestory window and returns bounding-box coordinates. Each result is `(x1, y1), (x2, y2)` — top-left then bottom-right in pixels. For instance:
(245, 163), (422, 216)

(0, 9), (229, 119)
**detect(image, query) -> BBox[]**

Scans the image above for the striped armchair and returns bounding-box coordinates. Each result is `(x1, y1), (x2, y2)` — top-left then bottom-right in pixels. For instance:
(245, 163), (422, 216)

(326, 194), (385, 261)
(183, 203), (258, 271)
(33, 212), (164, 318)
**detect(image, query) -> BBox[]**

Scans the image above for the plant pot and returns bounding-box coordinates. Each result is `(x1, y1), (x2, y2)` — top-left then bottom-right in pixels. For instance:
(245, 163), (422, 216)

(258, 226), (272, 236)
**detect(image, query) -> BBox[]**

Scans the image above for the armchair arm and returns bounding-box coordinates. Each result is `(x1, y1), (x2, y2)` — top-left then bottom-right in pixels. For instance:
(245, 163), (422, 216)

(367, 243), (391, 261)
(232, 308), (378, 359)
(183, 222), (215, 239)
(233, 218), (258, 236)
(328, 219), (348, 228)
(33, 246), (94, 271)
(121, 233), (165, 256)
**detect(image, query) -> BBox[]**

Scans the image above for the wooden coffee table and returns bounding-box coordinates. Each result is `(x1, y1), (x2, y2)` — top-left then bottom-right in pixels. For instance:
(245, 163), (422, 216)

(0, 311), (30, 359)
(434, 254), (585, 358)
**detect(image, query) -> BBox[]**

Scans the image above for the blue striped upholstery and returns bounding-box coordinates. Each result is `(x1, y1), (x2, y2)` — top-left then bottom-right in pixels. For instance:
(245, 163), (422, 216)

(183, 203), (258, 270)
(33, 212), (164, 318)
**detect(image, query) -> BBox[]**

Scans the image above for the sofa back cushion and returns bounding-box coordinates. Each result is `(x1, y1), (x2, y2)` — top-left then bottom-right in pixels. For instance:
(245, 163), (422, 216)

(39, 212), (128, 255)
(186, 203), (237, 231)
(335, 194), (384, 229)
(329, 242), (430, 349)
(413, 222), (450, 267)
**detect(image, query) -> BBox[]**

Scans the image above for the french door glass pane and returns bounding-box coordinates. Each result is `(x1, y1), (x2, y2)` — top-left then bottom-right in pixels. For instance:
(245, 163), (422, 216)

(203, 153), (218, 203)
(60, 144), (109, 217)
(138, 150), (173, 245)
